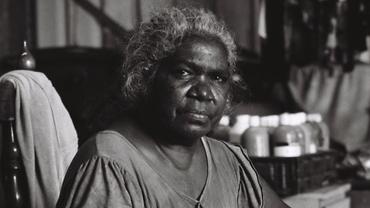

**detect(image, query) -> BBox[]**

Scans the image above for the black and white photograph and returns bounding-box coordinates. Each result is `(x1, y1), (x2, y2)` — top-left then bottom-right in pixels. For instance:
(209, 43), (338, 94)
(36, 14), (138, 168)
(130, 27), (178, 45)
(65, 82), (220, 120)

(1, 0), (370, 207)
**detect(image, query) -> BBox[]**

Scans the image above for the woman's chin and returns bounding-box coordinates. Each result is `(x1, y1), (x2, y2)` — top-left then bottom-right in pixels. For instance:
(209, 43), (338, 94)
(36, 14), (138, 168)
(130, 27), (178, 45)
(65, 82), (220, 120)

(178, 123), (211, 140)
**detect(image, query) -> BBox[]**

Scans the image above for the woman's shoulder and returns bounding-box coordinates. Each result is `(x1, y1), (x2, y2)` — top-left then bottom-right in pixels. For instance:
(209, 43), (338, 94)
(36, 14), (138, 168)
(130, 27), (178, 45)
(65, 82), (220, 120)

(204, 137), (260, 179)
(204, 136), (250, 161)
(57, 131), (139, 208)
(205, 137), (265, 207)
(73, 130), (139, 168)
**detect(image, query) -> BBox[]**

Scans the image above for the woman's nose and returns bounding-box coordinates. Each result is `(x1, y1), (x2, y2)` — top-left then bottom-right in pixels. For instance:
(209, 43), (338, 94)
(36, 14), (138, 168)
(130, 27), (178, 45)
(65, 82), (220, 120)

(187, 80), (214, 102)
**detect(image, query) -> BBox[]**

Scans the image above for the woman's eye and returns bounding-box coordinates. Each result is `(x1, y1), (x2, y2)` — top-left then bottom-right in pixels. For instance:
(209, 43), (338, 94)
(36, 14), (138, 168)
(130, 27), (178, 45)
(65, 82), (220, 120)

(173, 68), (191, 77)
(179, 70), (190, 76)
(213, 74), (227, 83)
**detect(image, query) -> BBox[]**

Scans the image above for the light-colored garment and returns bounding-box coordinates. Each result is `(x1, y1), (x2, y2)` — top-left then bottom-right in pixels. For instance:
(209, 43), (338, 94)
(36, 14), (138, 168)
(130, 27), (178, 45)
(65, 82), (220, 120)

(288, 64), (370, 152)
(57, 130), (263, 208)
(0, 70), (78, 208)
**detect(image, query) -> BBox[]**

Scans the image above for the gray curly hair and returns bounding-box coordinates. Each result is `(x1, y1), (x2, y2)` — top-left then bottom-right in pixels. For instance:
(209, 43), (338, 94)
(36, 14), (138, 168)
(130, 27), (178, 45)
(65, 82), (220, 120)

(121, 7), (246, 109)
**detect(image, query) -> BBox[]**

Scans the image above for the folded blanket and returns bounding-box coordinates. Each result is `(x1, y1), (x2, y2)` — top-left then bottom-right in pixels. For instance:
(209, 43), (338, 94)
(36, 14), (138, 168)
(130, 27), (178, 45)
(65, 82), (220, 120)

(0, 70), (78, 208)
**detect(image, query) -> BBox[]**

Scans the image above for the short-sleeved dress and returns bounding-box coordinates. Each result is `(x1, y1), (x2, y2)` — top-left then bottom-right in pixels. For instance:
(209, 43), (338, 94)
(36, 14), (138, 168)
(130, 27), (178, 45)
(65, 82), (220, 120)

(56, 130), (264, 208)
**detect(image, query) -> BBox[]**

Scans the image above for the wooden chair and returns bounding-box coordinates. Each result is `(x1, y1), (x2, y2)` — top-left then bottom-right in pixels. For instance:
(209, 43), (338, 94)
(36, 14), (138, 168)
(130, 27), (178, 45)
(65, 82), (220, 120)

(0, 42), (81, 207)
(0, 80), (29, 208)
(0, 41), (33, 208)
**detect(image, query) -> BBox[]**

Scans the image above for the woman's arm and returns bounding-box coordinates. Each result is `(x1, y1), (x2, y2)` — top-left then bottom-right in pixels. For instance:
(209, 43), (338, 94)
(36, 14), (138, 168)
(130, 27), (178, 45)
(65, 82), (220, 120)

(259, 177), (290, 208)
(224, 142), (290, 208)
(57, 156), (133, 208)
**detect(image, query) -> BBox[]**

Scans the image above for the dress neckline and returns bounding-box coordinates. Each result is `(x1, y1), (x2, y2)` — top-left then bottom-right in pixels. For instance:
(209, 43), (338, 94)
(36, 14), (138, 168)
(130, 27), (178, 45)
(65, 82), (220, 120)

(106, 130), (212, 204)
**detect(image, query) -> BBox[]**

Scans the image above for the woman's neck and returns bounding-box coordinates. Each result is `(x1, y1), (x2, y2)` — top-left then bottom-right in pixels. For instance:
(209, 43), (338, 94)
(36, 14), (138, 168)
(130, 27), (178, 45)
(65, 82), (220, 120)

(110, 116), (203, 167)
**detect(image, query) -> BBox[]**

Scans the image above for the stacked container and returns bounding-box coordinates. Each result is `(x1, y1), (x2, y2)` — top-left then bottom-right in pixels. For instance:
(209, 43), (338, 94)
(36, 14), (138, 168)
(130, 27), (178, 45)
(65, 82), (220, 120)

(223, 112), (330, 157)
(241, 116), (270, 157)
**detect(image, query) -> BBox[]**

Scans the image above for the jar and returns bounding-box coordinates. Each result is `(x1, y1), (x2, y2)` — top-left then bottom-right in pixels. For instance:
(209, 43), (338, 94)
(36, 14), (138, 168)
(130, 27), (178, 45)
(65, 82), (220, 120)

(241, 116), (270, 157)
(229, 114), (250, 145)
(271, 113), (302, 157)
(307, 113), (330, 151)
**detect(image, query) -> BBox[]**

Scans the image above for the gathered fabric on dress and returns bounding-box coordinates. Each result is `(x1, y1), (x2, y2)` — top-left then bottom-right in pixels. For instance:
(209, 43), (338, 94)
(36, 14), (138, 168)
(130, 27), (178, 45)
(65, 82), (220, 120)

(57, 130), (263, 208)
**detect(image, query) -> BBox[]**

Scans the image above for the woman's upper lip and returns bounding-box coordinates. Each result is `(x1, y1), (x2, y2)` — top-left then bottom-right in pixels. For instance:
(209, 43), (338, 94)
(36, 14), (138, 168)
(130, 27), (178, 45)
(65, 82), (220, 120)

(187, 112), (208, 118)
(182, 109), (209, 116)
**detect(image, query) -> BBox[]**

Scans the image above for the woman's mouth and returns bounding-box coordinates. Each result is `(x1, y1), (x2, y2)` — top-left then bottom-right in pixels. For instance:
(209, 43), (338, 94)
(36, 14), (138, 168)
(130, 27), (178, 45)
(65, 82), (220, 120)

(182, 111), (210, 124)
(187, 112), (208, 119)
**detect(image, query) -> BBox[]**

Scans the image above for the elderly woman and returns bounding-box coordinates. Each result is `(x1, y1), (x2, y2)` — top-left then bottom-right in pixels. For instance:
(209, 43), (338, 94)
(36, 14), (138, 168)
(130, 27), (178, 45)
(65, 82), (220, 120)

(57, 8), (288, 208)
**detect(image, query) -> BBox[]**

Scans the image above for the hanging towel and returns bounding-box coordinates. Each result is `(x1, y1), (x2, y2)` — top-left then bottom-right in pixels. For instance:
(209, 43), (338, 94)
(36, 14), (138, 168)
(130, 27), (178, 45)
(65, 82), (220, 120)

(288, 64), (370, 153)
(0, 70), (78, 208)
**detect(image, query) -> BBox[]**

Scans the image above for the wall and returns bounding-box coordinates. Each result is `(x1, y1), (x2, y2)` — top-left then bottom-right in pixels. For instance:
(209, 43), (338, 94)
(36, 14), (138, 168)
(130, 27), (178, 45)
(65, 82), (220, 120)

(0, 0), (36, 58)
(35, 0), (261, 55)
(36, 0), (174, 48)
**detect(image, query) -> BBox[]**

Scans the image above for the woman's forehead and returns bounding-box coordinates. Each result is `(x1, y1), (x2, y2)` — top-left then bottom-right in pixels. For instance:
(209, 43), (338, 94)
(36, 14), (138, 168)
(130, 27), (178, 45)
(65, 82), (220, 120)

(170, 38), (229, 69)
(180, 35), (228, 56)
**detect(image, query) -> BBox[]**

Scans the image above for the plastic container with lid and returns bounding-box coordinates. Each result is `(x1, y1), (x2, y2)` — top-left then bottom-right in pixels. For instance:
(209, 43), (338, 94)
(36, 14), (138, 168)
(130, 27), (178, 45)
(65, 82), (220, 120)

(261, 115), (278, 135)
(307, 113), (330, 151)
(290, 113), (307, 154)
(271, 113), (302, 157)
(268, 115), (280, 132)
(295, 112), (317, 154)
(241, 116), (270, 157)
(229, 114), (250, 145)
(219, 115), (230, 126)
(273, 145), (302, 157)
(208, 115), (231, 142)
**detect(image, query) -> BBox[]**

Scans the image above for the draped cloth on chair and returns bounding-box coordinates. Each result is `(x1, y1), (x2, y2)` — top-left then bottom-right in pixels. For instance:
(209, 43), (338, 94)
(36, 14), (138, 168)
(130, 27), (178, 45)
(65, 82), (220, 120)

(0, 70), (78, 208)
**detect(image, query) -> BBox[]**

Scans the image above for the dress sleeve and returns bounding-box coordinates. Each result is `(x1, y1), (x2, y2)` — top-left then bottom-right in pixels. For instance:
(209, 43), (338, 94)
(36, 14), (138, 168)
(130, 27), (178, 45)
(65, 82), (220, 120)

(225, 145), (264, 208)
(225, 144), (290, 208)
(56, 156), (135, 208)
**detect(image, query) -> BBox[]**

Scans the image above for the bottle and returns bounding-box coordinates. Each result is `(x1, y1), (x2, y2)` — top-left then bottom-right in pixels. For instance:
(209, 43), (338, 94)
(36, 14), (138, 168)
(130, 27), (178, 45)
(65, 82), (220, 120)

(229, 114), (250, 145)
(241, 116), (270, 157)
(260, 116), (274, 137)
(326, 17), (338, 64)
(272, 113), (302, 157)
(296, 112), (317, 154)
(208, 116), (231, 142)
(267, 115), (280, 134)
(219, 115), (230, 126)
(307, 113), (330, 151)
(290, 113), (307, 154)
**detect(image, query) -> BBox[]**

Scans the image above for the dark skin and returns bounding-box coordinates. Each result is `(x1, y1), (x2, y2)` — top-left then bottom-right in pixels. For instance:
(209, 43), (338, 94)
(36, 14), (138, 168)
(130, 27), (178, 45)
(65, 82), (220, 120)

(113, 37), (227, 198)
(111, 36), (289, 207)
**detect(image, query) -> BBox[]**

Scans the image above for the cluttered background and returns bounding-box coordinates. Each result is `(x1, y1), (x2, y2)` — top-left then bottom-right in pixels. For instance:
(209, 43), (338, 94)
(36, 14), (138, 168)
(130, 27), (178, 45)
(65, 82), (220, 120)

(1, 0), (370, 207)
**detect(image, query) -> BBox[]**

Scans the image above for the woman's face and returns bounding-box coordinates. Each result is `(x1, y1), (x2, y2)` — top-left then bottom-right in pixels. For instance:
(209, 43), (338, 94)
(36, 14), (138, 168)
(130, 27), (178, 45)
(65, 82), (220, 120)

(150, 37), (231, 142)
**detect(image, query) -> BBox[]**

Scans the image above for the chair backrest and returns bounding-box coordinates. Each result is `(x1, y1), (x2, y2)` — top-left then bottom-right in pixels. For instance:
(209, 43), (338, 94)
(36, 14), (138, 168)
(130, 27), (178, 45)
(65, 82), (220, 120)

(0, 70), (79, 208)
(0, 80), (29, 208)
(0, 45), (79, 207)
